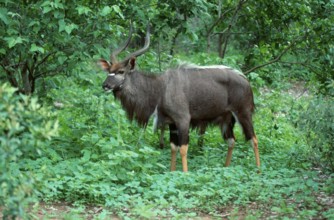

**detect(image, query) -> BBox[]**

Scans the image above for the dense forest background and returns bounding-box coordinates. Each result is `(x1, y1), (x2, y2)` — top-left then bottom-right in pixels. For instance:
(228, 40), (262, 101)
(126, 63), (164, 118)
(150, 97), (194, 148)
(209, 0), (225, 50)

(1, 0), (333, 219)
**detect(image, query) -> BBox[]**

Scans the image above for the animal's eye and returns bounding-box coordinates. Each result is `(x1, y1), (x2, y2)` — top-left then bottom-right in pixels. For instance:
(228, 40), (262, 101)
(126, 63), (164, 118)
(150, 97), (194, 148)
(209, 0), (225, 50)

(118, 70), (125, 74)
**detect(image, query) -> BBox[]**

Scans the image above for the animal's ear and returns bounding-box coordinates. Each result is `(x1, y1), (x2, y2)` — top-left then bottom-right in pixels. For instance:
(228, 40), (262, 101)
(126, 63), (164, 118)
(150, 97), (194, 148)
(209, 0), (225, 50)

(97, 59), (111, 72)
(129, 57), (136, 70)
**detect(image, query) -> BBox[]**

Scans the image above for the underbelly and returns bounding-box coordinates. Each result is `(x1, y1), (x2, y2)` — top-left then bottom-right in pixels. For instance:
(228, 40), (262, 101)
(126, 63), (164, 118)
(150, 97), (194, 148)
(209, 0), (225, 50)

(190, 105), (230, 120)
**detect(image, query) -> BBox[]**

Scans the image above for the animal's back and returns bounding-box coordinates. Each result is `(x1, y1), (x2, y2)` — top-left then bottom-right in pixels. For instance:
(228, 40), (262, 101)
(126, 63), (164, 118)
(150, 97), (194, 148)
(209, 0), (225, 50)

(163, 65), (254, 121)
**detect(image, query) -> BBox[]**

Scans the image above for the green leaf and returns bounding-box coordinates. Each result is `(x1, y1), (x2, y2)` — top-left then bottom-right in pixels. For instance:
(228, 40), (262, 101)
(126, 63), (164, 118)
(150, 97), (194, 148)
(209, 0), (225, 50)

(42, 6), (53, 14)
(58, 19), (66, 32)
(30, 43), (45, 54)
(100, 6), (112, 16)
(0, 8), (9, 25)
(58, 55), (67, 65)
(4, 37), (24, 48)
(28, 20), (40, 27)
(81, 149), (91, 162)
(41, 0), (51, 7)
(65, 23), (78, 35)
(76, 5), (92, 15)
(53, 0), (64, 9)
(0, 48), (6, 55)
(58, 19), (78, 34)
(112, 5), (124, 19)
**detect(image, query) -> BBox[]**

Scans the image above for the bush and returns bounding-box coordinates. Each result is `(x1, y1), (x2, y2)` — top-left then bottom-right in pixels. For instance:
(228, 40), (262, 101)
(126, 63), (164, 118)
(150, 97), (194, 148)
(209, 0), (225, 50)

(0, 83), (58, 219)
(298, 96), (334, 171)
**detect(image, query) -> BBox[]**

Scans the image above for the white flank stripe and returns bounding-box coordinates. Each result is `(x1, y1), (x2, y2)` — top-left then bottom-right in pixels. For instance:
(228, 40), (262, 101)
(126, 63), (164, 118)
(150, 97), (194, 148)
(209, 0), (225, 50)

(178, 62), (245, 76)
(180, 63), (230, 70)
(195, 65), (230, 69)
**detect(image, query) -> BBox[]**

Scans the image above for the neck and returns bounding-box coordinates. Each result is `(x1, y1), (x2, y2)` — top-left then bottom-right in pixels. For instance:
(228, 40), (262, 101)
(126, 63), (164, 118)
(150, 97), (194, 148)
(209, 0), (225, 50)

(118, 71), (164, 126)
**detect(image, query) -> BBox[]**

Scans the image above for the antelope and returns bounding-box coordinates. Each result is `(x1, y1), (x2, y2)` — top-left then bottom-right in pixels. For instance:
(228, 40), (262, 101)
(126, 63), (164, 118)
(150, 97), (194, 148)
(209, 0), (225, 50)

(98, 24), (260, 172)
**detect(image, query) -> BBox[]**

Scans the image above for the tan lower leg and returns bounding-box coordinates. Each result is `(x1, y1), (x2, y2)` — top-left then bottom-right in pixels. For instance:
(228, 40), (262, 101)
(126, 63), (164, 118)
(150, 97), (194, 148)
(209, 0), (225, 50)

(171, 143), (178, 171)
(180, 144), (188, 172)
(251, 136), (260, 167)
(225, 138), (235, 167)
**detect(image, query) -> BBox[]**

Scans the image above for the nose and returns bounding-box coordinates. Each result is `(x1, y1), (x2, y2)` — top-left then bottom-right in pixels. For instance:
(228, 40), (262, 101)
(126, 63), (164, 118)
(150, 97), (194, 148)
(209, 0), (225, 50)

(102, 83), (112, 91)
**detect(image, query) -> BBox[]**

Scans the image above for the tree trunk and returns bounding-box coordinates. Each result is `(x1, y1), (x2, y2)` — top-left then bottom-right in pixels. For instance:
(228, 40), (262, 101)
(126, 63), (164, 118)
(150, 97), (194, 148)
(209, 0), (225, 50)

(21, 63), (31, 94)
(170, 28), (181, 56)
(218, 33), (224, 58)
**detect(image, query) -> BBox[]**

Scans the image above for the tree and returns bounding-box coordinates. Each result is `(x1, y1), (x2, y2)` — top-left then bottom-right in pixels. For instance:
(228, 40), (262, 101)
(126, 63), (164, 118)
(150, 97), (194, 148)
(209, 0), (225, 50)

(155, 0), (209, 55)
(235, 0), (334, 82)
(0, 1), (125, 95)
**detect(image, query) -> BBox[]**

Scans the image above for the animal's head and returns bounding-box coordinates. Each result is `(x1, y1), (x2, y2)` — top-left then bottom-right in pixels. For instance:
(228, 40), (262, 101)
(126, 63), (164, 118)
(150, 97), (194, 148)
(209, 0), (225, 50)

(98, 23), (150, 93)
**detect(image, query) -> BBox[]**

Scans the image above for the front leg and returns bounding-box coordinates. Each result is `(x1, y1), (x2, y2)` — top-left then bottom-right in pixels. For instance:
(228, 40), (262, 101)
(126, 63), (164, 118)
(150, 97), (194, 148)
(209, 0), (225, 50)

(169, 122), (190, 172)
(180, 144), (188, 172)
(177, 122), (190, 172)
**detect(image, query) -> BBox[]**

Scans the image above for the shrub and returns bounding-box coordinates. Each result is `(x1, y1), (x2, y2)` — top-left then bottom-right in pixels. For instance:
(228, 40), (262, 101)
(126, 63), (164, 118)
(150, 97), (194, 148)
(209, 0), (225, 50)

(298, 96), (334, 171)
(0, 83), (58, 219)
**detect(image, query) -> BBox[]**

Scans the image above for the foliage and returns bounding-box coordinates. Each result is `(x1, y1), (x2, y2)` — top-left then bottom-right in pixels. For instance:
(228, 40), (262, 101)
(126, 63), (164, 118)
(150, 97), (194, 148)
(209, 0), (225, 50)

(0, 83), (58, 219)
(232, 0), (334, 81)
(298, 96), (334, 171)
(1, 0), (334, 95)
(0, 0), (125, 95)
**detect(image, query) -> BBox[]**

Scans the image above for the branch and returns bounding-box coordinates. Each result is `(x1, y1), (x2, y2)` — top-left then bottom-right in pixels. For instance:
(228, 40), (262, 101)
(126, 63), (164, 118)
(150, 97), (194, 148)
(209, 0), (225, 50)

(214, 31), (252, 35)
(220, 0), (248, 58)
(0, 62), (25, 69)
(0, 62), (19, 87)
(33, 52), (60, 79)
(279, 61), (323, 76)
(207, 8), (234, 37)
(230, 0), (248, 27)
(34, 57), (70, 79)
(243, 37), (302, 75)
(35, 52), (57, 69)
(206, 0), (246, 53)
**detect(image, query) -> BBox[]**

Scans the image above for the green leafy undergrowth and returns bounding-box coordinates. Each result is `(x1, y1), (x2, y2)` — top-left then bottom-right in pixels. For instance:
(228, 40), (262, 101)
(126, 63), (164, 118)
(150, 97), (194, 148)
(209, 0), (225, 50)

(25, 156), (327, 219)
(298, 96), (334, 171)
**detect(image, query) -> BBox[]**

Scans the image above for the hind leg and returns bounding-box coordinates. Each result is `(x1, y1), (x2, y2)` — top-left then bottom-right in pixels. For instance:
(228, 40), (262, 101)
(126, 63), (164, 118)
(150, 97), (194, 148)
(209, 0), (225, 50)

(251, 135), (260, 167)
(233, 111), (260, 168)
(225, 138), (235, 167)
